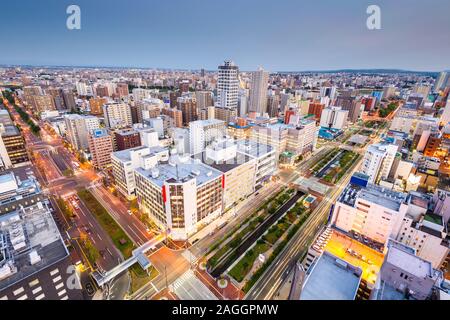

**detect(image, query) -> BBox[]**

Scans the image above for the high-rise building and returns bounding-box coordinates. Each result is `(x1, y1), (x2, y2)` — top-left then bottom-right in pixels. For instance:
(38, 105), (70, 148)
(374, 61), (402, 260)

(177, 96), (197, 126)
(64, 114), (100, 151)
(267, 95), (279, 118)
(360, 143), (398, 184)
(102, 103), (132, 129)
(440, 99), (450, 126)
(319, 106), (348, 130)
(251, 120), (317, 157)
(335, 96), (361, 123)
(62, 90), (76, 111)
(31, 95), (56, 112)
(136, 98), (163, 123)
(0, 125), (29, 168)
(308, 103), (325, 122)
(434, 71), (450, 92)
(217, 60), (239, 109)
(114, 129), (141, 151)
(249, 68), (269, 114)
(88, 129), (114, 170)
(89, 97), (107, 116)
(161, 107), (183, 128)
(116, 83), (129, 98)
(95, 85), (110, 98)
(238, 89), (249, 117)
(189, 119), (227, 154)
(195, 91), (213, 109)
(213, 106), (237, 124)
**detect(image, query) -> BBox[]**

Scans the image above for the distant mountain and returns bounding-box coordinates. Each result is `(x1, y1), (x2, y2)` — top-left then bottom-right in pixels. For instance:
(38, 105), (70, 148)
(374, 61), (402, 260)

(276, 69), (438, 77)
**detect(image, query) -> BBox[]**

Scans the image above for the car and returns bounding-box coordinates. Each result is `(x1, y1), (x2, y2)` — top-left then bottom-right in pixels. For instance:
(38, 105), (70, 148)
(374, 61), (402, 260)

(127, 210), (132, 215)
(146, 228), (151, 234)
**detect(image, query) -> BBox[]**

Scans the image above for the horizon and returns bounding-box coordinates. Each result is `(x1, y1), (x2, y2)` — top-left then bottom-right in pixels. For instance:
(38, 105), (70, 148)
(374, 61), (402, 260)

(0, 63), (443, 74)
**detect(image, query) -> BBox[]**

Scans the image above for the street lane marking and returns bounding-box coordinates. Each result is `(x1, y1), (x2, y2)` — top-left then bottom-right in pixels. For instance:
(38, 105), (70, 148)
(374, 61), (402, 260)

(13, 287), (24, 296)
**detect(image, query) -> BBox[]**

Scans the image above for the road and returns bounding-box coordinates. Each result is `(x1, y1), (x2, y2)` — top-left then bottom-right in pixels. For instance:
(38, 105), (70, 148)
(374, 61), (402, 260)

(245, 123), (391, 300)
(4, 98), (134, 299)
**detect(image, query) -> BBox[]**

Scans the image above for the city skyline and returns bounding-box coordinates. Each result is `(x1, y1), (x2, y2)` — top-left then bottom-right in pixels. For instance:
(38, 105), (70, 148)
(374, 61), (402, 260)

(2, 0), (450, 71)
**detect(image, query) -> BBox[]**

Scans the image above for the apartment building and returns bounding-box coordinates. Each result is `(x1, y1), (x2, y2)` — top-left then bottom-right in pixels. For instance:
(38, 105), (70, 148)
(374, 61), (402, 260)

(88, 129), (114, 170)
(64, 114), (100, 151)
(102, 102), (132, 129)
(360, 143), (399, 184)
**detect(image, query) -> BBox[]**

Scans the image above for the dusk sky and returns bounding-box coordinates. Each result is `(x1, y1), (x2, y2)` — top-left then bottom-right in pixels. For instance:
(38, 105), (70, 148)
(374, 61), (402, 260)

(2, 0), (450, 71)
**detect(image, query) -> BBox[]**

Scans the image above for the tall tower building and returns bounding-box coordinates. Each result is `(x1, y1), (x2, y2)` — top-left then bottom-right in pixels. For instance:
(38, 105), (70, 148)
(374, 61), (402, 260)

(249, 68), (269, 114)
(217, 60), (239, 109)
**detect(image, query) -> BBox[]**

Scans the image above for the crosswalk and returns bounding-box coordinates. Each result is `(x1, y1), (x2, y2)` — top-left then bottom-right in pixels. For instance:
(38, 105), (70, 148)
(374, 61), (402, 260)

(171, 270), (218, 300)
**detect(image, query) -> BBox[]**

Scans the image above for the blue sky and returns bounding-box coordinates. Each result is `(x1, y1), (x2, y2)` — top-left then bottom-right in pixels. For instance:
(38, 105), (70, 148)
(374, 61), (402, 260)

(1, 0), (450, 71)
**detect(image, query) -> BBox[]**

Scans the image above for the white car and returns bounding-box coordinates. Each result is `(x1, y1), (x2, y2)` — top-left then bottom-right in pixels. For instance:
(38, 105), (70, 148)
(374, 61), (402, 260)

(127, 210), (132, 215)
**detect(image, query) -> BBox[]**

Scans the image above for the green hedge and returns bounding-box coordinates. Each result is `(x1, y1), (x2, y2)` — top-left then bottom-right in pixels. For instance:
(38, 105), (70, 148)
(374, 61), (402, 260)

(77, 189), (134, 258)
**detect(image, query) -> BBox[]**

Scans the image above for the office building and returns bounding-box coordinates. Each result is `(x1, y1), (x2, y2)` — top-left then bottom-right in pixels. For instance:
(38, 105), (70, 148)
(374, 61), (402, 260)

(434, 71), (450, 92)
(217, 60), (239, 109)
(0, 125), (29, 167)
(193, 139), (256, 209)
(331, 173), (408, 245)
(134, 154), (223, 240)
(440, 99), (450, 126)
(0, 172), (44, 216)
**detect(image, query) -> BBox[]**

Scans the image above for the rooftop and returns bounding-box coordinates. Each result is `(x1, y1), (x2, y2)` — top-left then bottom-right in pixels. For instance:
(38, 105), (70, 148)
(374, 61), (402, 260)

(301, 251), (362, 300)
(1, 125), (20, 137)
(339, 179), (407, 211)
(135, 155), (222, 187)
(192, 151), (252, 173)
(0, 202), (68, 291)
(386, 243), (432, 279)
(112, 145), (166, 162)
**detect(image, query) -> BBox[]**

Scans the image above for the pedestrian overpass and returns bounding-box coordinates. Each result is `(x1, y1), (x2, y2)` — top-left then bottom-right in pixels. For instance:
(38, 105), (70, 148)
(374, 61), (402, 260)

(91, 235), (164, 287)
